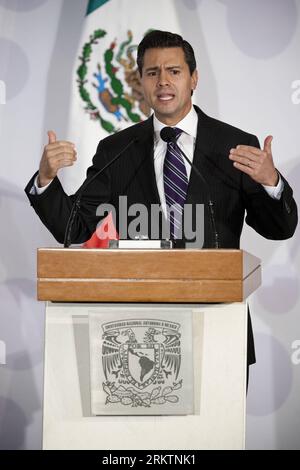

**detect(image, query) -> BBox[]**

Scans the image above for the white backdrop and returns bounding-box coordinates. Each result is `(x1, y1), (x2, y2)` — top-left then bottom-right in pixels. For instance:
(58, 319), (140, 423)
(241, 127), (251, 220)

(0, 0), (299, 450)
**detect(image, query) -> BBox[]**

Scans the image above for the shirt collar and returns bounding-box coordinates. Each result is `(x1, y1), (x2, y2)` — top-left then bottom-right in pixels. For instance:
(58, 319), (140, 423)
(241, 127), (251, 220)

(153, 105), (198, 141)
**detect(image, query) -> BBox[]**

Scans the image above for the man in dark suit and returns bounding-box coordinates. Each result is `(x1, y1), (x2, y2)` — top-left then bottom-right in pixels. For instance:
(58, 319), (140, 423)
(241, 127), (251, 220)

(25, 30), (297, 371)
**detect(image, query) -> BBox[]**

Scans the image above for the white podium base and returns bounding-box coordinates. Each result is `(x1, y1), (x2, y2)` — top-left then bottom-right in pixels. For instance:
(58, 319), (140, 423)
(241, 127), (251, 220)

(43, 302), (247, 450)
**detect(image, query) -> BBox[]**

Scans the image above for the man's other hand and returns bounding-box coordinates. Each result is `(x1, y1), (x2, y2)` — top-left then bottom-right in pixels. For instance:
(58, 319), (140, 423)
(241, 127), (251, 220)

(37, 130), (77, 187)
(229, 135), (279, 186)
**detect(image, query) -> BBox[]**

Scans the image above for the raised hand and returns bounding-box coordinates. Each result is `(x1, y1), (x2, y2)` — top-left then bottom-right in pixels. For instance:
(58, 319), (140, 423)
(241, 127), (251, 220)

(229, 135), (279, 186)
(37, 130), (77, 187)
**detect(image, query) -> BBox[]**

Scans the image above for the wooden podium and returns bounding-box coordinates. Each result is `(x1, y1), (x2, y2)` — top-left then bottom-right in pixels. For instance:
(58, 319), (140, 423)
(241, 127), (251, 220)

(38, 248), (261, 450)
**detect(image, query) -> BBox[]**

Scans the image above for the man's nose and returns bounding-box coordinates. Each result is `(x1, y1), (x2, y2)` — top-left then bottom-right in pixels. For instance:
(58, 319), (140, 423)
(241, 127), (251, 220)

(157, 70), (169, 87)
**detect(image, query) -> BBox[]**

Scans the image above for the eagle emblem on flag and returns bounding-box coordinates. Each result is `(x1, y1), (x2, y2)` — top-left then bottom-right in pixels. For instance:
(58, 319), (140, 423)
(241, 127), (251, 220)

(77, 29), (151, 134)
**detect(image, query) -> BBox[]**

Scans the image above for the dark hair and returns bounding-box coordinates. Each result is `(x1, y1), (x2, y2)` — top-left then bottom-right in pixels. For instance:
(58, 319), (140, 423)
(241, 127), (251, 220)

(137, 30), (196, 76)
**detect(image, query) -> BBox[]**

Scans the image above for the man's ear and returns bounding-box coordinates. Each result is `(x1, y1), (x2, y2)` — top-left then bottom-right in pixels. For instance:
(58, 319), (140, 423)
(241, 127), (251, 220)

(191, 69), (198, 91)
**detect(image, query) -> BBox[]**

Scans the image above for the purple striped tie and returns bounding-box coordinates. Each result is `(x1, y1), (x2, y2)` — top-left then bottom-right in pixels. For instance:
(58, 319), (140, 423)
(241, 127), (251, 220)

(163, 127), (188, 239)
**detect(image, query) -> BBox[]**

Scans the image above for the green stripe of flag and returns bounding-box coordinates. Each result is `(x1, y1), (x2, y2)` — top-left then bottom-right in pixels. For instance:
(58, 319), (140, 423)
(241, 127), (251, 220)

(86, 0), (110, 16)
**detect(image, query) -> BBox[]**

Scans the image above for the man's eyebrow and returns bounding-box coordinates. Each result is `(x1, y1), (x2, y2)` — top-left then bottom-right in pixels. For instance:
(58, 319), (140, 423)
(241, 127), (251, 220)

(167, 65), (182, 68)
(144, 65), (182, 71)
(144, 66), (160, 72)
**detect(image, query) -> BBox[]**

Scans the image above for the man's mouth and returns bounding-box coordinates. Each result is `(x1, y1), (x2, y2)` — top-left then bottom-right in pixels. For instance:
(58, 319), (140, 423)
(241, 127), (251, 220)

(157, 94), (175, 102)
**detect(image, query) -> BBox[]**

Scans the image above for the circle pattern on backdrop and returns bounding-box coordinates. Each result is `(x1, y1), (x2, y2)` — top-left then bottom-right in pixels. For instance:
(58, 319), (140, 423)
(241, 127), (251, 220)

(0, 38), (30, 100)
(0, 0), (48, 12)
(247, 333), (293, 416)
(225, 0), (297, 59)
(257, 267), (299, 315)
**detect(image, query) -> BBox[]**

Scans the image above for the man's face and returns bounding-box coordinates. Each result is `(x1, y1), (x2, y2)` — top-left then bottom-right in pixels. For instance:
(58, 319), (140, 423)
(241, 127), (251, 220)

(140, 47), (198, 125)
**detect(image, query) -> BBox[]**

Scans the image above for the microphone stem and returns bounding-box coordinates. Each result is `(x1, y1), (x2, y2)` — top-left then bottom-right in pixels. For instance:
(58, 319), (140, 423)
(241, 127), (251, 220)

(64, 198), (81, 248)
(208, 201), (220, 249)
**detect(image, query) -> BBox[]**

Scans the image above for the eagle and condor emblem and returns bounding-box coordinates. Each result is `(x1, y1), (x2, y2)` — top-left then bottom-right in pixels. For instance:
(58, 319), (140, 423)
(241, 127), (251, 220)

(89, 310), (194, 415)
(101, 320), (182, 408)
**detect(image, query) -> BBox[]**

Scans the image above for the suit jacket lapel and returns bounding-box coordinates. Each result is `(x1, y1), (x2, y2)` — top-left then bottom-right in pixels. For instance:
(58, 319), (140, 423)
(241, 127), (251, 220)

(186, 106), (218, 204)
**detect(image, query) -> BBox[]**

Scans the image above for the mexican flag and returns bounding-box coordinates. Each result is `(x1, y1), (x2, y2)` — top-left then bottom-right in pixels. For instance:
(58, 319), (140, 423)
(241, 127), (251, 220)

(65, 0), (186, 247)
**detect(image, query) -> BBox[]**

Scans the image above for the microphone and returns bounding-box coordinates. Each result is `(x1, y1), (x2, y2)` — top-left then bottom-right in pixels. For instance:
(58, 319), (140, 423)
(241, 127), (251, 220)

(64, 137), (138, 248)
(160, 127), (220, 249)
